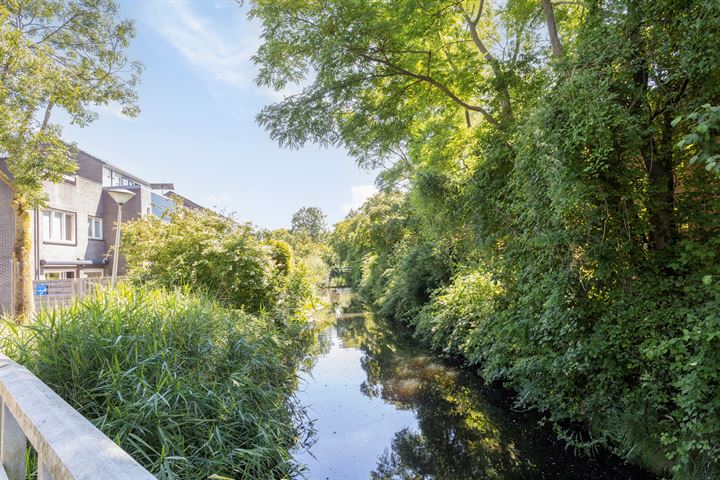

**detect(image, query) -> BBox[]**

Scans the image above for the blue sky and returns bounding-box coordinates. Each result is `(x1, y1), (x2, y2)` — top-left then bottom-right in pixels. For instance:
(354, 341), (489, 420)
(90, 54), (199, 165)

(60, 0), (377, 229)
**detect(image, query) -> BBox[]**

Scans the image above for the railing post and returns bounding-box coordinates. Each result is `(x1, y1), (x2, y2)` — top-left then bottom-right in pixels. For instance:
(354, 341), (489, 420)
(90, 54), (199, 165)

(1, 355), (156, 480)
(0, 403), (26, 480)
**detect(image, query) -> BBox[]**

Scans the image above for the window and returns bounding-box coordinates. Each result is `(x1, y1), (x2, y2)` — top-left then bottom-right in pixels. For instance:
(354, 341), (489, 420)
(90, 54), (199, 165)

(42, 209), (75, 243)
(103, 167), (137, 187)
(88, 216), (103, 240)
(42, 270), (75, 280)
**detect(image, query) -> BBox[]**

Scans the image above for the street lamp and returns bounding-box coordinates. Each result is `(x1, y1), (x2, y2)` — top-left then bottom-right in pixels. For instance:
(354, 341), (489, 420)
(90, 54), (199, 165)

(107, 188), (136, 286)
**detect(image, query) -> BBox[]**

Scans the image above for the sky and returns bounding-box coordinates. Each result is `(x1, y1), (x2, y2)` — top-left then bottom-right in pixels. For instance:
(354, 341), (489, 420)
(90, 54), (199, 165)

(60, 0), (378, 230)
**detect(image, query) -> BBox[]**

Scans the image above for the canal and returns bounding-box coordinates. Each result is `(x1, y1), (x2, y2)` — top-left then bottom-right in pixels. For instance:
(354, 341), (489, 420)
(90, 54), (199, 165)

(293, 298), (654, 479)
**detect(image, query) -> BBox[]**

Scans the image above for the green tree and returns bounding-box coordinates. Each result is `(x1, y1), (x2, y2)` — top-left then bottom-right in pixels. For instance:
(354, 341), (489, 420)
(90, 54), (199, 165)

(253, 0), (720, 477)
(290, 206), (327, 240)
(0, 0), (141, 318)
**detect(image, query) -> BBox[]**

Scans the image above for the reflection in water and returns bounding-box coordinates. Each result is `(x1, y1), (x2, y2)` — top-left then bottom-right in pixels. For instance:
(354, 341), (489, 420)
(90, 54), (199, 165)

(295, 308), (653, 480)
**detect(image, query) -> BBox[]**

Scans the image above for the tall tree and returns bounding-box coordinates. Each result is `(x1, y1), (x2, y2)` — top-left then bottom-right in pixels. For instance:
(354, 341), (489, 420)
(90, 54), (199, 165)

(0, 0), (141, 318)
(290, 206), (327, 240)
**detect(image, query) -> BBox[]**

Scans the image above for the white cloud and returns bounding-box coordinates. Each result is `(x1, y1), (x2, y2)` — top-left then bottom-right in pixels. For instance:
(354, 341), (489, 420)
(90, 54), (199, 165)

(148, 0), (258, 89)
(342, 184), (377, 214)
(145, 0), (304, 101)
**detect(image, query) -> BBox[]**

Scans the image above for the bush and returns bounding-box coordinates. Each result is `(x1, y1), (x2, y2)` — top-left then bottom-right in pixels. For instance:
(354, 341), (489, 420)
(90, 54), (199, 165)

(375, 241), (452, 323)
(0, 286), (314, 479)
(413, 269), (501, 358)
(121, 208), (279, 313)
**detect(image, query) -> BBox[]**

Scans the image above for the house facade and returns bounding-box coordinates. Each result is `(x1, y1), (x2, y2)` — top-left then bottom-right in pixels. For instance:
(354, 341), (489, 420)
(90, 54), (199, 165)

(0, 150), (194, 312)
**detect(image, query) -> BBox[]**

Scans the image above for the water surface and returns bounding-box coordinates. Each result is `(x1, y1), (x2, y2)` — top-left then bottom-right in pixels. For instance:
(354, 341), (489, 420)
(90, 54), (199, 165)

(295, 310), (653, 480)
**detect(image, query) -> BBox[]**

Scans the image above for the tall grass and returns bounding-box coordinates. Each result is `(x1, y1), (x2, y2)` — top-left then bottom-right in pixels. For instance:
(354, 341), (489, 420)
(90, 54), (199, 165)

(0, 286), (314, 479)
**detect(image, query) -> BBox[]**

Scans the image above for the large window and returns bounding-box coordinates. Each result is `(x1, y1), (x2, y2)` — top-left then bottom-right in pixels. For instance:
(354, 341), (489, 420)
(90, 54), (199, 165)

(103, 167), (137, 187)
(88, 216), (103, 240)
(42, 209), (75, 243)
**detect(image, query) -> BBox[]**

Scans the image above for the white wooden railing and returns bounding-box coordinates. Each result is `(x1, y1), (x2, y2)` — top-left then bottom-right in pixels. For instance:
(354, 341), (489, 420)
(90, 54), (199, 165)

(0, 355), (155, 480)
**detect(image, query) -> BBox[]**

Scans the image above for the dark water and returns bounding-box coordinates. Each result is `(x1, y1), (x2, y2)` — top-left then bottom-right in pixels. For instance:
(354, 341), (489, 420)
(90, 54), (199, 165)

(294, 311), (654, 480)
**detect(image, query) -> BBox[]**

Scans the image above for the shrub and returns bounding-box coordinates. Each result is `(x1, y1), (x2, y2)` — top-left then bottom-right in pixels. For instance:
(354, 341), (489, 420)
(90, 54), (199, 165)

(413, 269), (501, 358)
(375, 241), (452, 323)
(121, 208), (278, 313)
(0, 286), (313, 479)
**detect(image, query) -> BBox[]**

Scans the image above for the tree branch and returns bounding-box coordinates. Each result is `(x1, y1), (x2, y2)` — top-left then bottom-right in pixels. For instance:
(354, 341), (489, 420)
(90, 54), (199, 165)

(460, 10), (495, 64)
(34, 12), (84, 45)
(471, 0), (485, 26)
(459, 7), (513, 119)
(40, 101), (54, 131)
(360, 52), (499, 127)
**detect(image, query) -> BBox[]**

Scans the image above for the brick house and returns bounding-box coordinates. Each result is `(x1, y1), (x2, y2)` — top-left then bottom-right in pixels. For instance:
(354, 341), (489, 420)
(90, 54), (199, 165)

(0, 149), (198, 312)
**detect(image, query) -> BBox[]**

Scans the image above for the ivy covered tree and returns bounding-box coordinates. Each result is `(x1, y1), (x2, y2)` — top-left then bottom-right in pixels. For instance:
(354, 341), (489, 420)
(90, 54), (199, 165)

(0, 0), (141, 318)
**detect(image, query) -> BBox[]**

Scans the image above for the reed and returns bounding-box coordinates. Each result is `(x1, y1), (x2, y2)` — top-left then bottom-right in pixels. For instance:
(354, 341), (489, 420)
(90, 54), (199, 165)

(0, 285), (313, 479)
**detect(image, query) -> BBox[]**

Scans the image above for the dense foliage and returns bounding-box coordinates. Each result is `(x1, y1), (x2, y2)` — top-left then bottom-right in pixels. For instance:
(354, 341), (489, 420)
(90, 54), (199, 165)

(121, 206), (325, 315)
(1, 287), (314, 479)
(251, 0), (720, 477)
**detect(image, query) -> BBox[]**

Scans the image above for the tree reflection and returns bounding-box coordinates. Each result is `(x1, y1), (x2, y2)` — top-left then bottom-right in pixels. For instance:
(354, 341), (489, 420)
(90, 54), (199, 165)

(334, 315), (651, 480)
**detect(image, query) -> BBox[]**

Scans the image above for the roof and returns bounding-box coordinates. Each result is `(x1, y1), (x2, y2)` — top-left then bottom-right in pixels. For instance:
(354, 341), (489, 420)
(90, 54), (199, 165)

(164, 191), (206, 211)
(77, 149), (151, 187)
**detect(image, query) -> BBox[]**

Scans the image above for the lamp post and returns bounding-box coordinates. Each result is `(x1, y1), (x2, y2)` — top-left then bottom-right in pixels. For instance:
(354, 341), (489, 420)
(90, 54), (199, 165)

(107, 188), (136, 286)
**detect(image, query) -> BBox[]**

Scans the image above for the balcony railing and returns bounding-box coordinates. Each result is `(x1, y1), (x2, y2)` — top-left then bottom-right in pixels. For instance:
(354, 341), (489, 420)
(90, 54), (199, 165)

(0, 355), (155, 480)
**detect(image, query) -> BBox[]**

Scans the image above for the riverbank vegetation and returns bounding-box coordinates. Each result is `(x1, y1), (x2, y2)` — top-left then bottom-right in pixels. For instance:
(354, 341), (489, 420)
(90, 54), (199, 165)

(250, 0), (720, 477)
(1, 287), (315, 479)
(1, 207), (330, 479)
(121, 206), (328, 316)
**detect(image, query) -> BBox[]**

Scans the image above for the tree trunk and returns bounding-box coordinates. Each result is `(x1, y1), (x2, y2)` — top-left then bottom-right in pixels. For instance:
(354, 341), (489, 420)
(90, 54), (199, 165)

(644, 114), (676, 251)
(462, 12), (513, 121)
(541, 0), (564, 57)
(625, 3), (675, 251)
(11, 196), (34, 320)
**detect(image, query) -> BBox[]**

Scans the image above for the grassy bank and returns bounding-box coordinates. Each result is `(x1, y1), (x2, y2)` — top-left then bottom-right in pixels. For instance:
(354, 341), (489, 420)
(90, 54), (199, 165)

(1, 286), (317, 479)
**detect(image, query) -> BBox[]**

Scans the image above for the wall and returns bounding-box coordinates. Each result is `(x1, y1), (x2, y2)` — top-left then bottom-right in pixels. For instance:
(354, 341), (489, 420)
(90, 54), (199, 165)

(74, 150), (104, 183)
(40, 176), (108, 267)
